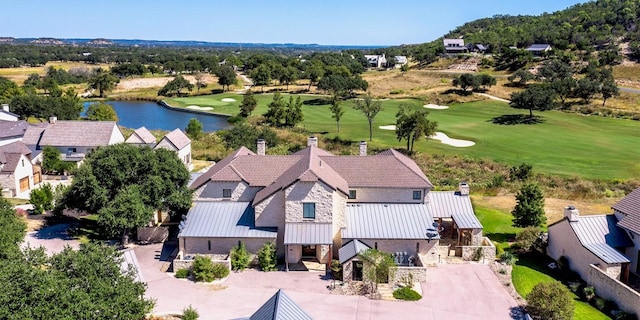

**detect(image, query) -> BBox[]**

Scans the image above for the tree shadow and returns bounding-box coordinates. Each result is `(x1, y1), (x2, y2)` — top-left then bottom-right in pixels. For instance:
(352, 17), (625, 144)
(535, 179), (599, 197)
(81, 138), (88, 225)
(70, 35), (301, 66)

(485, 232), (515, 243)
(303, 98), (330, 106)
(210, 89), (224, 94)
(490, 114), (545, 125)
(442, 89), (473, 96)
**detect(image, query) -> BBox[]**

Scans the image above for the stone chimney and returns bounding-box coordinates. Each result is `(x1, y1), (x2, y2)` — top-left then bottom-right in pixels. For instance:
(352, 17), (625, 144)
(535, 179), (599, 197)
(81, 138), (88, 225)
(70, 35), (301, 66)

(564, 206), (580, 222)
(307, 136), (318, 148)
(359, 141), (367, 156)
(458, 182), (470, 196)
(49, 116), (57, 124)
(257, 139), (266, 156)
(1, 104), (8, 113)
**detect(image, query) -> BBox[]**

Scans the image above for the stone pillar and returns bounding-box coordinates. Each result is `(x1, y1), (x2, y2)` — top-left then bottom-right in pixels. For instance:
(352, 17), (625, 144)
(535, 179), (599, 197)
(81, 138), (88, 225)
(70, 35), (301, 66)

(359, 141), (367, 156)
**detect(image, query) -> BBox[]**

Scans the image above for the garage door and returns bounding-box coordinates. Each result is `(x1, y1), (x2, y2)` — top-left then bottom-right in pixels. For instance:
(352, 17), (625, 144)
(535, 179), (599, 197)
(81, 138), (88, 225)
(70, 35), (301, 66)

(19, 177), (29, 193)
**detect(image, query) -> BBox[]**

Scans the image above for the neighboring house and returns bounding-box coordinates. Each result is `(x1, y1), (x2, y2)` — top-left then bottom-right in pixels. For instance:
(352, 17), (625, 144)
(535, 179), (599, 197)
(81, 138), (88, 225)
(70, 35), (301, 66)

(467, 44), (488, 53)
(0, 120), (29, 146)
(249, 289), (312, 320)
(0, 104), (19, 121)
(364, 54), (387, 68)
(444, 38), (468, 54)
(0, 141), (36, 197)
(393, 55), (408, 68)
(182, 137), (485, 271)
(154, 128), (192, 170)
(22, 117), (125, 164)
(613, 187), (640, 275)
(548, 206), (632, 282)
(125, 127), (156, 147)
(525, 44), (552, 55)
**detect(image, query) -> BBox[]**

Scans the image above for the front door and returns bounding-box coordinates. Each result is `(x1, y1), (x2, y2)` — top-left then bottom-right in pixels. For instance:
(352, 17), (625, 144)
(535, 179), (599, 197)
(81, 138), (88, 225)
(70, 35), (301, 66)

(352, 261), (363, 281)
(302, 245), (316, 258)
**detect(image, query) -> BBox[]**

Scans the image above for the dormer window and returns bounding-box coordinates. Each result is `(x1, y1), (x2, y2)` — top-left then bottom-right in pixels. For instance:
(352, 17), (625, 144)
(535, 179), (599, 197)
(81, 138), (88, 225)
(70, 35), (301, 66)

(222, 189), (232, 198)
(413, 190), (422, 200)
(348, 190), (357, 199)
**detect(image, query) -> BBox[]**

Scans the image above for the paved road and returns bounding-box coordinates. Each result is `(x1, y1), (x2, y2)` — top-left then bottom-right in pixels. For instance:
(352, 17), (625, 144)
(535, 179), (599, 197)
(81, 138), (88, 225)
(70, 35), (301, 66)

(136, 243), (519, 320)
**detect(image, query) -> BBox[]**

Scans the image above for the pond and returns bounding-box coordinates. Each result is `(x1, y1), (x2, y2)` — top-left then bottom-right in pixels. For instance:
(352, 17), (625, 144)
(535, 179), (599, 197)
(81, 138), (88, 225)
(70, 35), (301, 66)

(83, 101), (232, 132)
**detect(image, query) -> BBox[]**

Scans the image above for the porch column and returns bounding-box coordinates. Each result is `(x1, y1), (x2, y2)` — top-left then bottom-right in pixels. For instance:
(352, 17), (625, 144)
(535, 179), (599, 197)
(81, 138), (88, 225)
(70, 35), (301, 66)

(327, 245), (333, 274)
(285, 245), (289, 272)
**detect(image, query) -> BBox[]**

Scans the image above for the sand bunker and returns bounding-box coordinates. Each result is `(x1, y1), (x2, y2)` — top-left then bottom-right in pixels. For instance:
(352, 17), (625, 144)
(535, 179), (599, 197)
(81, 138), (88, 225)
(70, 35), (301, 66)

(379, 125), (397, 130)
(186, 105), (213, 111)
(430, 132), (475, 147)
(424, 104), (449, 110)
(221, 98), (236, 102)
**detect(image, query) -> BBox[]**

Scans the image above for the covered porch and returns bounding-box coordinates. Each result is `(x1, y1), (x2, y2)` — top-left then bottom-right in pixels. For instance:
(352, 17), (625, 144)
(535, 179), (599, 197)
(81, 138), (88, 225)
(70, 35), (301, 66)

(284, 222), (333, 272)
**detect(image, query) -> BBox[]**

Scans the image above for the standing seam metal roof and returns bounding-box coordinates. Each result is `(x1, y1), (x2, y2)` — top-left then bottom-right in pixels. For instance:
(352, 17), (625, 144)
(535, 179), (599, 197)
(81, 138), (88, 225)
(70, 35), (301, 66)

(283, 223), (333, 245)
(427, 191), (482, 229)
(120, 248), (145, 283)
(343, 203), (436, 239)
(178, 201), (277, 238)
(338, 239), (371, 264)
(569, 215), (631, 264)
(250, 289), (312, 320)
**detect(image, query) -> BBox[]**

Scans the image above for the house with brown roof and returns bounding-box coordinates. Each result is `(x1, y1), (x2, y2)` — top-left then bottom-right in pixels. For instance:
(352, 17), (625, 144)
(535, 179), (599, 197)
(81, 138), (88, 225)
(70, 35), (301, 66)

(613, 187), (640, 275)
(22, 117), (125, 164)
(181, 137), (486, 272)
(0, 120), (29, 147)
(125, 127), (156, 147)
(0, 141), (37, 197)
(154, 128), (191, 170)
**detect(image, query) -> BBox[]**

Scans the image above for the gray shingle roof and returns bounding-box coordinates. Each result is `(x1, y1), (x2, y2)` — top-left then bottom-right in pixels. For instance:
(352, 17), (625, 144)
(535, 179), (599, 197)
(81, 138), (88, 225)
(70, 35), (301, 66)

(427, 191), (482, 229)
(178, 201), (277, 238)
(250, 289), (312, 320)
(613, 187), (640, 235)
(22, 120), (123, 147)
(0, 120), (28, 139)
(343, 203), (437, 239)
(126, 127), (156, 144)
(283, 223), (333, 245)
(0, 141), (31, 172)
(570, 215), (631, 264)
(338, 239), (371, 264)
(160, 128), (190, 150)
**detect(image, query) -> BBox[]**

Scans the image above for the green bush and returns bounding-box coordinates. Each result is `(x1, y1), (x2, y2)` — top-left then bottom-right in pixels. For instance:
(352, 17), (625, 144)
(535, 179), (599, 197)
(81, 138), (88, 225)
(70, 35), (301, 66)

(515, 227), (542, 253)
(499, 252), (516, 265)
(331, 259), (343, 281)
(192, 256), (215, 282)
(30, 183), (53, 214)
(582, 285), (595, 301)
(230, 242), (251, 271)
(392, 287), (422, 301)
(593, 297), (607, 311)
(472, 247), (483, 261)
(175, 268), (190, 279)
(182, 305), (199, 320)
(257, 242), (277, 271)
(211, 263), (230, 279)
(526, 281), (574, 320)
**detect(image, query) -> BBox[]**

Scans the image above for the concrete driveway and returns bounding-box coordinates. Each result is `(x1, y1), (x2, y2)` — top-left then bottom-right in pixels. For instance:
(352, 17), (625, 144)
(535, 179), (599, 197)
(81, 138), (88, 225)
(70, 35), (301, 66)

(22, 223), (80, 254)
(136, 243), (520, 320)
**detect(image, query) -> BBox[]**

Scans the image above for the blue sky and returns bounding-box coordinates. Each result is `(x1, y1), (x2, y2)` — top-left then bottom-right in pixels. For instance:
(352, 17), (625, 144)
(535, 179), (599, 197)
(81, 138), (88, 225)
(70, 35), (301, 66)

(6, 1), (587, 45)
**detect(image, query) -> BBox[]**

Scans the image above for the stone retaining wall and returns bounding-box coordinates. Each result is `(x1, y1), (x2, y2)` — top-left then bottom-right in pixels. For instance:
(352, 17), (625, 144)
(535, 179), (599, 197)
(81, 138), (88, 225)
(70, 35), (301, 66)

(587, 264), (640, 317)
(173, 254), (231, 272)
(457, 237), (496, 262)
(390, 266), (428, 285)
(136, 226), (169, 243)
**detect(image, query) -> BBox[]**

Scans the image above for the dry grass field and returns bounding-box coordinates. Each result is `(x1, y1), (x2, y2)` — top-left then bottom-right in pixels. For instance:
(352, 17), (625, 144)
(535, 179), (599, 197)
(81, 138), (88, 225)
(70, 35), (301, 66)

(0, 61), (111, 83)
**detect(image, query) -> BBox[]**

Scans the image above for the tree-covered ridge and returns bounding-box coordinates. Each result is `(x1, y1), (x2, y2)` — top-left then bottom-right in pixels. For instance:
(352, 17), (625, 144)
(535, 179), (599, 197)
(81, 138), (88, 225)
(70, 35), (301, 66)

(444, 0), (640, 51)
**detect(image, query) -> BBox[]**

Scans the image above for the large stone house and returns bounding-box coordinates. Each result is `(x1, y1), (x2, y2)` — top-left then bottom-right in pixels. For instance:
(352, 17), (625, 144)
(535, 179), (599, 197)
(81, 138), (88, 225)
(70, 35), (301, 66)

(22, 117), (125, 165)
(181, 137), (484, 271)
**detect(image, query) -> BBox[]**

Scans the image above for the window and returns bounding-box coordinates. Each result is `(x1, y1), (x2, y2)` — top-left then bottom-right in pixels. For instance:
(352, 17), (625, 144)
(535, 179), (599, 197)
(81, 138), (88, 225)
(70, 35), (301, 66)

(374, 242), (378, 250)
(208, 240), (211, 251)
(348, 190), (357, 199)
(416, 242), (420, 253)
(303, 203), (316, 219)
(222, 189), (232, 198)
(67, 148), (77, 153)
(21, 159), (24, 167)
(413, 190), (422, 200)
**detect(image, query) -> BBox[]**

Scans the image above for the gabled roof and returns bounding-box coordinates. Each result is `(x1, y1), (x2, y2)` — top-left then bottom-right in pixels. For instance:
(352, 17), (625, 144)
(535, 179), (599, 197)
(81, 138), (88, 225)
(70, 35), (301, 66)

(0, 120), (28, 139)
(343, 203), (437, 239)
(120, 248), (145, 283)
(22, 120), (122, 147)
(526, 44), (552, 51)
(250, 289), (312, 320)
(444, 39), (465, 46)
(0, 141), (31, 172)
(126, 127), (156, 144)
(566, 215), (631, 264)
(178, 201), (277, 238)
(613, 187), (640, 235)
(427, 191), (482, 229)
(339, 239), (371, 264)
(157, 128), (190, 150)
(0, 109), (19, 118)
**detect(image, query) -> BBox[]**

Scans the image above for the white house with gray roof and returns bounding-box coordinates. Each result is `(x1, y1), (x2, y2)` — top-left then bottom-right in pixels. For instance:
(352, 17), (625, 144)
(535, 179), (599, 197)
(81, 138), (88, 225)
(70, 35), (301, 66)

(0, 141), (36, 197)
(154, 128), (191, 170)
(182, 137), (485, 271)
(125, 126), (156, 147)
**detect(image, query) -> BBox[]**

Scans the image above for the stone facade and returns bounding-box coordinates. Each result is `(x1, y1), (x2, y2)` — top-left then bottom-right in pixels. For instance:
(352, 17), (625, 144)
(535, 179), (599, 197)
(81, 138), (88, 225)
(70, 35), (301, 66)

(199, 181), (260, 202)
(285, 181), (334, 223)
(390, 266), (428, 285)
(180, 237), (273, 256)
(458, 238), (496, 263)
(349, 187), (428, 204)
(173, 255), (231, 273)
(254, 192), (286, 257)
(587, 264), (640, 316)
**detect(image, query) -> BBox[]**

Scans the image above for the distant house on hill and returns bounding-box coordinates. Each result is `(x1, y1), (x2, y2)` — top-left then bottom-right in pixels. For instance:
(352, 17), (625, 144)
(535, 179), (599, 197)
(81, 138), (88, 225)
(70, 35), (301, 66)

(525, 44), (552, 55)
(393, 55), (408, 68)
(444, 39), (468, 54)
(364, 54), (387, 68)
(467, 44), (488, 53)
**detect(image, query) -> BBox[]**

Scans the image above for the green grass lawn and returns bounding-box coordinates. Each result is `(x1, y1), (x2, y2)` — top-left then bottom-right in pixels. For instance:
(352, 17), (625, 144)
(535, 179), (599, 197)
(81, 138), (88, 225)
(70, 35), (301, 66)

(513, 254), (611, 320)
(474, 206), (521, 251)
(166, 93), (640, 179)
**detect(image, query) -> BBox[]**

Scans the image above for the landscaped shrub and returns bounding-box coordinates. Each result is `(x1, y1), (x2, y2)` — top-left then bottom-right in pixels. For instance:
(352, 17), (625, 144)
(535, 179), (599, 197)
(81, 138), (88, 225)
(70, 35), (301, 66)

(582, 285), (595, 302)
(182, 305), (199, 320)
(192, 256), (215, 282)
(331, 259), (343, 281)
(30, 183), (54, 214)
(593, 297), (607, 311)
(472, 247), (483, 261)
(175, 268), (190, 279)
(392, 287), (422, 301)
(211, 263), (230, 279)
(230, 242), (251, 271)
(499, 252), (516, 265)
(527, 282), (574, 320)
(257, 242), (277, 271)
(515, 227), (542, 253)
